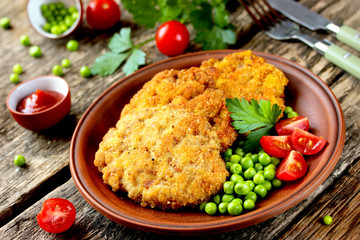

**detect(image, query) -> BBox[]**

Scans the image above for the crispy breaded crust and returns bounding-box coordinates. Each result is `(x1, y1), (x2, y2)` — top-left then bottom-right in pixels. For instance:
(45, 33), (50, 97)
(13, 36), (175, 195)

(94, 107), (228, 210)
(120, 67), (237, 152)
(200, 50), (289, 113)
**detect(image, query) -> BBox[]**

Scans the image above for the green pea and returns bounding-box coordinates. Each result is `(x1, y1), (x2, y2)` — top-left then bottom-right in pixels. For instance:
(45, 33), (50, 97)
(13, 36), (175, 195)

(221, 194), (235, 203)
(213, 194), (221, 205)
(66, 39), (79, 51)
(234, 181), (250, 195)
(230, 163), (242, 175)
(65, 15), (75, 27)
(287, 111), (299, 118)
(235, 147), (244, 157)
(61, 58), (71, 68)
(43, 22), (52, 32)
(0, 17), (11, 29)
(224, 148), (232, 158)
(263, 180), (272, 191)
(244, 152), (252, 158)
(230, 174), (244, 183)
(254, 162), (264, 172)
(20, 35), (31, 46)
(251, 153), (259, 163)
(71, 12), (78, 21)
(227, 201), (243, 216)
(225, 161), (233, 170)
(264, 163), (276, 171)
(323, 215), (333, 225)
(51, 25), (62, 35)
(244, 167), (256, 179)
(246, 180), (255, 191)
(230, 154), (241, 163)
(29, 45), (42, 58)
(244, 191), (257, 202)
(218, 202), (229, 214)
(243, 199), (255, 210)
(12, 64), (23, 74)
(14, 155), (26, 167)
(80, 66), (92, 78)
(199, 202), (207, 211)
(9, 73), (19, 84)
(259, 153), (271, 166)
(68, 6), (77, 14)
(253, 172), (265, 185)
(231, 198), (243, 205)
(264, 169), (276, 181)
(270, 157), (280, 166)
(272, 178), (282, 188)
(205, 202), (217, 215)
(241, 156), (253, 170)
(52, 65), (63, 76)
(284, 106), (293, 114)
(223, 181), (234, 195)
(254, 184), (267, 198)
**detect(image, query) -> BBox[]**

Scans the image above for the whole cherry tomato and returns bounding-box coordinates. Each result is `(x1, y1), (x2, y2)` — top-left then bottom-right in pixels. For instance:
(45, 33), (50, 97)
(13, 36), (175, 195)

(260, 135), (294, 158)
(275, 116), (310, 135)
(276, 150), (307, 181)
(155, 20), (190, 56)
(37, 198), (76, 233)
(291, 128), (327, 155)
(86, 0), (121, 30)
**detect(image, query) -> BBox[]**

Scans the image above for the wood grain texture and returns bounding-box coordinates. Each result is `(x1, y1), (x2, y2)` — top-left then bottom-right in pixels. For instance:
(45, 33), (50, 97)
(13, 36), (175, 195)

(0, 0), (359, 239)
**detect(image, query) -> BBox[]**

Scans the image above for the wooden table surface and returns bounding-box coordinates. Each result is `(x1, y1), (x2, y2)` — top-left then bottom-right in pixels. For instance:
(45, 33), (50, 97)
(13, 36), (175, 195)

(1, 0), (359, 239)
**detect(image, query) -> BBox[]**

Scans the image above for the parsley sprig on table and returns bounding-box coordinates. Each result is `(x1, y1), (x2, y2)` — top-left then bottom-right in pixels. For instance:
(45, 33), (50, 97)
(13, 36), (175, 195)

(91, 28), (150, 76)
(226, 98), (282, 152)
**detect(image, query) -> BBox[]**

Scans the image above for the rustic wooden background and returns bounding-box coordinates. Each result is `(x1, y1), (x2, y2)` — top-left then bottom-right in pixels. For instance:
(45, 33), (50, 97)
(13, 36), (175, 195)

(0, 0), (359, 239)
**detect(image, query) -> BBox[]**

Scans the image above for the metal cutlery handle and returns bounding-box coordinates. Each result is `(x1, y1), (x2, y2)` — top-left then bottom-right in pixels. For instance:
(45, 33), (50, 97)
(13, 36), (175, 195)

(327, 23), (360, 52)
(315, 40), (360, 79)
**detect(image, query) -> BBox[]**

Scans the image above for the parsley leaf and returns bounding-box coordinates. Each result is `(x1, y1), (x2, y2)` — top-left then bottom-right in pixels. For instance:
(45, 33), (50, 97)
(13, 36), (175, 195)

(91, 52), (130, 77)
(195, 26), (236, 50)
(108, 28), (133, 53)
(121, 0), (162, 28)
(122, 49), (146, 76)
(226, 98), (282, 152)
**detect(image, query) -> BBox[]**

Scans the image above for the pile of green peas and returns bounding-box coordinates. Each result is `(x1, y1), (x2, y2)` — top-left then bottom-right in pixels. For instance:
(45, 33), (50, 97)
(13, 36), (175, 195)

(200, 142), (283, 216)
(41, 2), (78, 35)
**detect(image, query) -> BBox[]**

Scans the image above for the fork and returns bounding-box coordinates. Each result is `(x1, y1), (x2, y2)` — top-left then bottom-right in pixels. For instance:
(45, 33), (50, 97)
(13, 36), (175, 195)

(239, 0), (360, 79)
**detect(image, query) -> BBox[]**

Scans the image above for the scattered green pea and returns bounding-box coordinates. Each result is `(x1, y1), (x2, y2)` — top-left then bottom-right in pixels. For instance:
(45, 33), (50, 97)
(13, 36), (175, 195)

(323, 215), (333, 225)
(272, 178), (282, 188)
(9, 73), (19, 84)
(284, 106), (293, 114)
(66, 39), (79, 51)
(14, 155), (26, 167)
(12, 64), (23, 74)
(29, 45), (42, 58)
(52, 65), (63, 76)
(20, 35), (31, 46)
(80, 66), (92, 77)
(263, 180), (272, 191)
(227, 201), (243, 216)
(61, 58), (71, 68)
(0, 17), (11, 29)
(243, 199), (255, 210)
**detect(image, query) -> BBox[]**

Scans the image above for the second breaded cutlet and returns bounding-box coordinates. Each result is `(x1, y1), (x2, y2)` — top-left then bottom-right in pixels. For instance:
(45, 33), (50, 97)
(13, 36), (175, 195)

(200, 50), (289, 113)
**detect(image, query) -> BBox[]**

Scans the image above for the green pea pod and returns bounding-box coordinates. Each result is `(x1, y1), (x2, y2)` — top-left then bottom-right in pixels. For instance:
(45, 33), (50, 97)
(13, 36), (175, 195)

(337, 26), (360, 52)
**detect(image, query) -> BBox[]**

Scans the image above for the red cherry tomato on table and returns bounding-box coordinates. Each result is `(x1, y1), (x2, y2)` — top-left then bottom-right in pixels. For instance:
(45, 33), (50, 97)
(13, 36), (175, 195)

(275, 116), (310, 135)
(37, 198), (76, 233)
(260, 135), (294, 158)
(86, 0), (121, 30)
(155, 20), (190, 56)
(276, 150), (307, 181)
(291, 128), (327, 155)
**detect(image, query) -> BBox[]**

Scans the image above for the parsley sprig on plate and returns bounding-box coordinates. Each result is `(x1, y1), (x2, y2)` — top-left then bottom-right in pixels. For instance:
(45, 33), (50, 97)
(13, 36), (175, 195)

(226, 98), (282, 152)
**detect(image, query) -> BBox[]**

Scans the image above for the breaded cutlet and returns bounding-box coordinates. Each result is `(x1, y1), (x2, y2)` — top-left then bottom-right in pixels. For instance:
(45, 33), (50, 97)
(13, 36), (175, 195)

(200, 50), (289, 113)
(94, 107), (228, 210)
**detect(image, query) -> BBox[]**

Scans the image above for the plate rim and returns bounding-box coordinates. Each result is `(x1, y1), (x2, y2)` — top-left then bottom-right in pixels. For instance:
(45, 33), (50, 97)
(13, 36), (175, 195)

(69, 49), (346, 235)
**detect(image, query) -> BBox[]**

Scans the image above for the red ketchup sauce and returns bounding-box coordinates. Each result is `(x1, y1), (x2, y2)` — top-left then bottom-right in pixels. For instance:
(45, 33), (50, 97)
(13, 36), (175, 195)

(16, 89), (64, 114)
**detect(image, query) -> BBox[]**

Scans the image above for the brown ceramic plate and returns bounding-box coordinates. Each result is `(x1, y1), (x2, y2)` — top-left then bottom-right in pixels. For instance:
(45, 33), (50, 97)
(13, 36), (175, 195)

(70, 50), (345, 235)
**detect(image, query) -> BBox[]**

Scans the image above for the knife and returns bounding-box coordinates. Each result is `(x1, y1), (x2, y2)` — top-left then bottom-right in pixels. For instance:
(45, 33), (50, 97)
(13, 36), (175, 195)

(268, 0), (360, 52)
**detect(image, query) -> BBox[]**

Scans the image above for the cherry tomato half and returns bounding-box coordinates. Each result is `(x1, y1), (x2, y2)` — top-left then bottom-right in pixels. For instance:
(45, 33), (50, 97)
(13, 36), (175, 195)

(155, 20), (190, 57)
(37, 198), (76, 233)
(276, 150), (307, 181)
(260, 135), (294, 158)
(86, 0), (121, 30)
(275, 116), (310, 135)
(291, 128), (327, 155)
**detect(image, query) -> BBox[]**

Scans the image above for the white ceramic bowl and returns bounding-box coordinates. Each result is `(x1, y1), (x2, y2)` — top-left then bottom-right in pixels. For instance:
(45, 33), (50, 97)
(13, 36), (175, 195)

(27, 0), (83, 39)
(6, 76), (71, 131)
